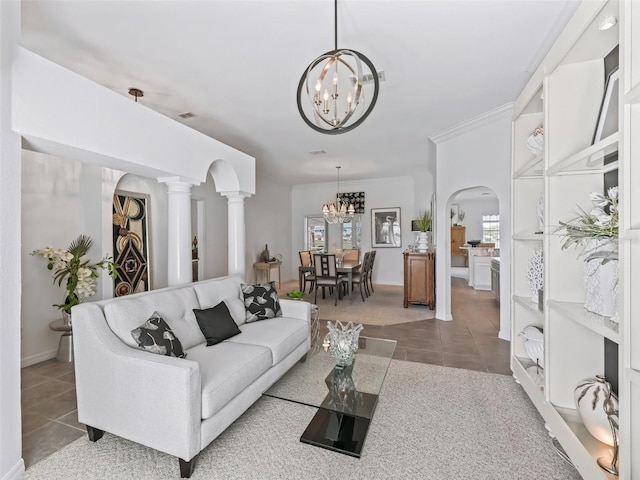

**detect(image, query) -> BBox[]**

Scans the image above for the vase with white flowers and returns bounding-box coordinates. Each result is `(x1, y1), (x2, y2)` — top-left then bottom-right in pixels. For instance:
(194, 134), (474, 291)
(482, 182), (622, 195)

(31, 234), (118, 321)
(556, 187), (619, 320)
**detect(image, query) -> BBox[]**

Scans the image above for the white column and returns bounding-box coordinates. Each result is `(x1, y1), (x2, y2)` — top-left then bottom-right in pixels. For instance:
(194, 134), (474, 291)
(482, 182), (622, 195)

(158, 177), (199, 286)
(221, 192), (251, 278)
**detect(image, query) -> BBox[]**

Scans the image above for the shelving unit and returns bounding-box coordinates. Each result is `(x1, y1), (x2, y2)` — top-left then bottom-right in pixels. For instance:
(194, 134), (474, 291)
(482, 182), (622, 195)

(621, 1), (640, 476)
(511, 0), (636, 478)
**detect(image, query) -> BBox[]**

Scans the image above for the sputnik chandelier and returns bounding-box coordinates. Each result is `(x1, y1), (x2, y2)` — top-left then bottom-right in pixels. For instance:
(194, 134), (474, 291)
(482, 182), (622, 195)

(296, 0), (379, 134)
(323, 166), (355, 224)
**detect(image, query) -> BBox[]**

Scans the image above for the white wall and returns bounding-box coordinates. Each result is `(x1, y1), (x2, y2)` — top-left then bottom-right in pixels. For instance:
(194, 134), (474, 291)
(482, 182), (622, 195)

(245, 179), (292, 284)
(292, 176), (428, 286)
(21, 151), (96, 365)
(192, 173), (229, 279)
(0, 2), (24, 478)
(432, 104), (512, 340)
(454, 197), (499, 242)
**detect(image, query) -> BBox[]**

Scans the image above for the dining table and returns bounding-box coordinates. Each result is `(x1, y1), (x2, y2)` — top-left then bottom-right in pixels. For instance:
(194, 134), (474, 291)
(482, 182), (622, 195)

(337, 261), (362, 298)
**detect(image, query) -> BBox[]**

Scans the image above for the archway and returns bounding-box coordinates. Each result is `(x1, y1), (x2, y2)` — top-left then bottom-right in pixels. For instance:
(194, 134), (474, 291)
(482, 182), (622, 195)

(446, 186), (504, 345)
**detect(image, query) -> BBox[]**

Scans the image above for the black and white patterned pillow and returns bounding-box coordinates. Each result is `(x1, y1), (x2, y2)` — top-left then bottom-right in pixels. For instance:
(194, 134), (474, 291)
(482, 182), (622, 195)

(241, 281), (283, 323)
(131, 312), (187, 358)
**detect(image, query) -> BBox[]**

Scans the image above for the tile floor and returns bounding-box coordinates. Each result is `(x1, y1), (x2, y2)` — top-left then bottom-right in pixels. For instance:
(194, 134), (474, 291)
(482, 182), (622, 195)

(21, 275), (508, 468)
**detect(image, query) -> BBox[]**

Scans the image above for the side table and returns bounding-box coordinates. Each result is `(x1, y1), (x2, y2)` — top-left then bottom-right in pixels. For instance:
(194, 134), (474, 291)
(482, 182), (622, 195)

(49, 318), (73, 362)
(253, 260), (282, 288)
(310, 304), (320, 352)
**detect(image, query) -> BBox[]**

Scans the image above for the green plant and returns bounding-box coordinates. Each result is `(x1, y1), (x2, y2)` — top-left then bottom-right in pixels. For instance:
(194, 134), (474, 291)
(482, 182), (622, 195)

(416, 210), (432, 232)
(286, 290), (306, 299)
(31, 234), (118, 314)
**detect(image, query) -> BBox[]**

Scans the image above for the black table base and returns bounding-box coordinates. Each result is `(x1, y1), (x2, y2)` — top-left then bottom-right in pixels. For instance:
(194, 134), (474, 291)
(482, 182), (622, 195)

(300, 392), (378, 458)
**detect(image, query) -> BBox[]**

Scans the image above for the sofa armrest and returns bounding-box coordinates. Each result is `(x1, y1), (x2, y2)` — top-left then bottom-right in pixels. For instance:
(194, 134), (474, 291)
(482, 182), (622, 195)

(72, 302), (202, 461)
(279, 299), (311, 324)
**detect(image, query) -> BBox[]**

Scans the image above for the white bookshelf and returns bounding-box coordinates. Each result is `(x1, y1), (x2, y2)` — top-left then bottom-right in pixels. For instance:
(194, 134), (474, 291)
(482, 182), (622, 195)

(511, 1), (635, 477)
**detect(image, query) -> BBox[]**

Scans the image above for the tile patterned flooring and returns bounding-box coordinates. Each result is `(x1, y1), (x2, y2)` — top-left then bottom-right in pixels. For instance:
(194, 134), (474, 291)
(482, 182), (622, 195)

(21, 275), (508, 468)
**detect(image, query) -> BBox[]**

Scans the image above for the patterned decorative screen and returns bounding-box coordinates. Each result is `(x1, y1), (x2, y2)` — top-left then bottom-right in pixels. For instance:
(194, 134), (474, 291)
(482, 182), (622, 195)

(112, 192), (150, 296)
(338, 192), (365, 213)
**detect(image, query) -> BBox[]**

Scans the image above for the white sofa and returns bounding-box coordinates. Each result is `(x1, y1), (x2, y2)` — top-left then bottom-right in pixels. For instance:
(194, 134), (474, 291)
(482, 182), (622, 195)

(72, 275), (311, 478)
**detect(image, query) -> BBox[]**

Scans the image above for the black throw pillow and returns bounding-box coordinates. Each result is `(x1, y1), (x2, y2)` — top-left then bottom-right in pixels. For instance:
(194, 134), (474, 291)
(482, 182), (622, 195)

(241, 281), (283, 323)
(131, 312), (187, 358)
(193, 301), (241, 346)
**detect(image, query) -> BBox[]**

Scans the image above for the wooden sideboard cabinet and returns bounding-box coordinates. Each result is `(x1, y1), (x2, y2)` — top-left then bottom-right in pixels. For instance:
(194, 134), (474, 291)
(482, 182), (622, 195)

(403, 251), (435, 309)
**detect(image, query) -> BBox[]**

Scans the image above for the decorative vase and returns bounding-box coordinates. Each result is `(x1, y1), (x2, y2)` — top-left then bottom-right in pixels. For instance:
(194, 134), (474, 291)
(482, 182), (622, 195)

(261, 244), (270, 263)
(519, 325), (544, 368)
(584, 241), (618, 321)
(416, 232), (429, 253)
(526, 249), (544, 303)
(62, 310), (72, 326)
(322, 320), (363, 369)
(574, 375), (618, 446)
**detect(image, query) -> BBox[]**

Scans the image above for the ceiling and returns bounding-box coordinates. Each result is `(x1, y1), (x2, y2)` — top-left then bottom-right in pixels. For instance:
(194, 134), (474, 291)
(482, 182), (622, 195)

(20, 0), (581, 187)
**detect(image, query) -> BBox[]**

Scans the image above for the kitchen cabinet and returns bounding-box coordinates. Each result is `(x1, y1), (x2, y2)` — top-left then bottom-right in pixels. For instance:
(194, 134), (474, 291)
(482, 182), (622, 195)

(450, 226), (467, 266)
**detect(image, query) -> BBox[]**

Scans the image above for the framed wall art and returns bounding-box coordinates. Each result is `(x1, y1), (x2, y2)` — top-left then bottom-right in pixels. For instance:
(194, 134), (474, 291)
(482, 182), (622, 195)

(371, 207), (401, 247)
(112, 191), (151, 296)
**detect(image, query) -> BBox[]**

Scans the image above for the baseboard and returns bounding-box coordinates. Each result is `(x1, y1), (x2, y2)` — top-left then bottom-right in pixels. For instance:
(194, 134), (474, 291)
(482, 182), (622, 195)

(1, 458), (25, 480)
(21, 348), (57, 368)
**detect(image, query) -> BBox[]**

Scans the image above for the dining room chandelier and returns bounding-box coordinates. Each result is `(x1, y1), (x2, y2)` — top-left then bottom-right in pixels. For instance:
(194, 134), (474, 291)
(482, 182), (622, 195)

(296, 0), (379, 134)
(323, 166), (355, 224)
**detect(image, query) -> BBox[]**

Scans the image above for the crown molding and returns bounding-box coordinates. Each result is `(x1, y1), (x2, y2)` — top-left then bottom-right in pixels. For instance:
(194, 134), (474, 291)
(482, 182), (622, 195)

(430, 103), (514, 145)
(292, 175), (415, 191)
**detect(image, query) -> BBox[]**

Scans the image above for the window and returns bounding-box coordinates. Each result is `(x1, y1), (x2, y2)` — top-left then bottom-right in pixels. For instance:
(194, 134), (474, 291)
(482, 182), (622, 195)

(341, 215), (362, 250)
(482, 215), (500, 247)
(304, 216), (327, 252)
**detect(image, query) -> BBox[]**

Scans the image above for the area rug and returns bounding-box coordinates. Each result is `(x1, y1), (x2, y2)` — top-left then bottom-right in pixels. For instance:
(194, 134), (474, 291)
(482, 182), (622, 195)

(22, 361), (580, 480)
(278, 281), (435, 326)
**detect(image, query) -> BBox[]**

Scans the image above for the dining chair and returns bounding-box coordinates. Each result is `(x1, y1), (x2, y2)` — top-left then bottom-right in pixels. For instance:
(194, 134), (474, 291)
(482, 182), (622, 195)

(299, 250), (315, 292)
(313, 253), (348, 306)
(350, 251), (371, 302)
(342, 248), (360, 263)
(367, 250), (376, 294)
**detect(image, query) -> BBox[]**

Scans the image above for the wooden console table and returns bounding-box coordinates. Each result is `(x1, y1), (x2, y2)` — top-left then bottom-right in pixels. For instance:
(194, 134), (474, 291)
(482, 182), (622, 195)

(253, 260), (282, 288)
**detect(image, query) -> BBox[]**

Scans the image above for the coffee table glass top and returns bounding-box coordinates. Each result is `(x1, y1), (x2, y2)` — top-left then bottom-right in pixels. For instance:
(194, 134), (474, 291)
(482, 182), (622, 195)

(264, 336), (396, 420)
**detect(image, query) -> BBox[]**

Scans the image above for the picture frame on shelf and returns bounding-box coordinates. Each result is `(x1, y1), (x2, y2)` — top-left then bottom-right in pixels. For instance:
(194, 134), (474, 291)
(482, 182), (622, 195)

(371, 207), (401, 247)
(450, 204), (459, 226)
(592, 67), (619, 144)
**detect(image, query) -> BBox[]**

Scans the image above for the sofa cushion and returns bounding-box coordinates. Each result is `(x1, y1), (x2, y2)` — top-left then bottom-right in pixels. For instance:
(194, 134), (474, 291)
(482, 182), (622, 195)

(227, 317), (309, 365)
(193, 276), (246, 326)
(241, 282), (282, 323)
(131, 312), (187, 358)
(186, 342), (271, 420)
(105, 288), (203, 349)
(194, 302), (241, 346)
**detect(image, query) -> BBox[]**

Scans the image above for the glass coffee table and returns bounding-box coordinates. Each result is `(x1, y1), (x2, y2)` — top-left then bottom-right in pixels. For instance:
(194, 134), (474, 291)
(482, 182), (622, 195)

(264, 336), (397, 457)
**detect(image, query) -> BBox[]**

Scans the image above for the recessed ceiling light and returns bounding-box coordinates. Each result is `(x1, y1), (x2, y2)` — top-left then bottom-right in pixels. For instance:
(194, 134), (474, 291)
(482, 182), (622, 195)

(599, 16), (617, 31)
(178, 112), (195, 119)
